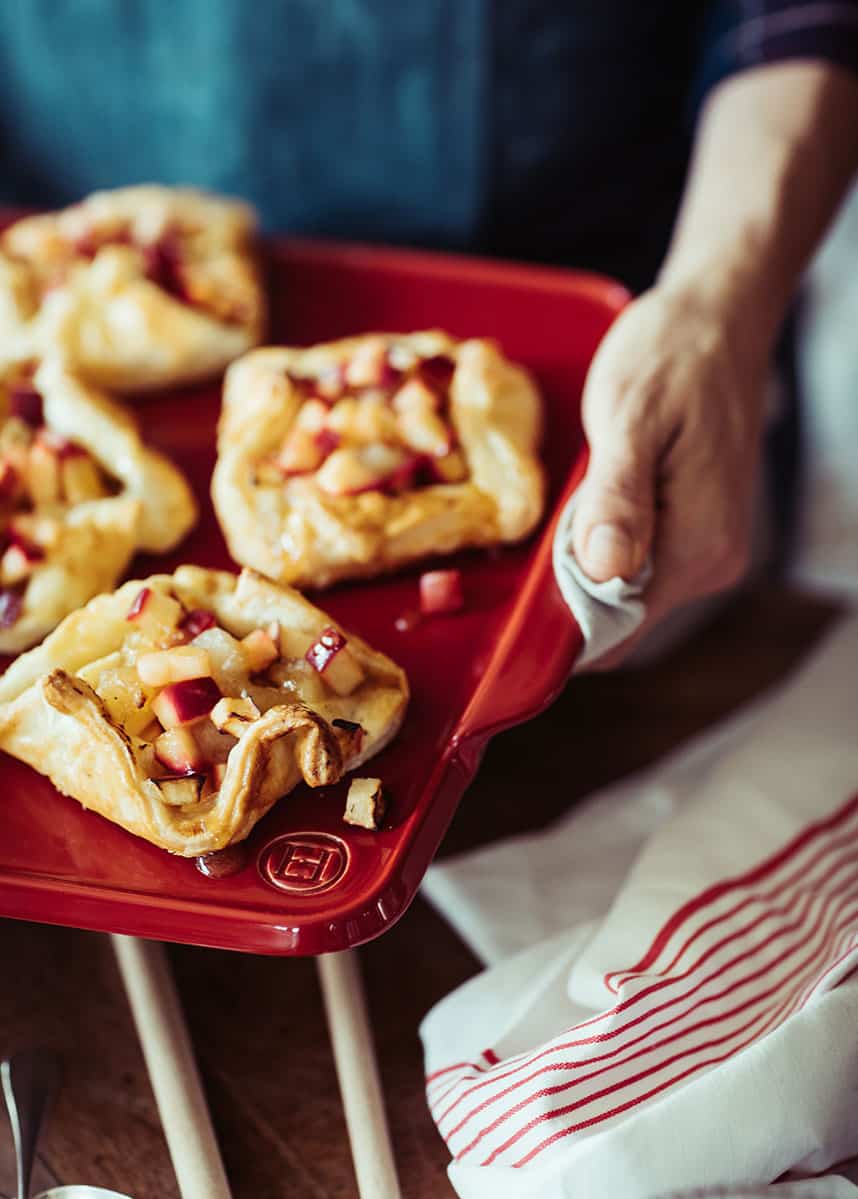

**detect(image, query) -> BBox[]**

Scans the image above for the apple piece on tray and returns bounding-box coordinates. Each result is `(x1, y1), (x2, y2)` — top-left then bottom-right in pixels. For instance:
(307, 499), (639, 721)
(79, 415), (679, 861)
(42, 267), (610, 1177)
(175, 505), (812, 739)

(420, 569), (465, 615)
(343, 777), (387, 831)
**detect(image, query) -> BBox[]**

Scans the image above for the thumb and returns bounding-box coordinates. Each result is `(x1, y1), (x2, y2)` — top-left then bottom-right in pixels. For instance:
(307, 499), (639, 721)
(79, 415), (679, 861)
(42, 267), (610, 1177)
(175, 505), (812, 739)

(571, 438), (656, 583)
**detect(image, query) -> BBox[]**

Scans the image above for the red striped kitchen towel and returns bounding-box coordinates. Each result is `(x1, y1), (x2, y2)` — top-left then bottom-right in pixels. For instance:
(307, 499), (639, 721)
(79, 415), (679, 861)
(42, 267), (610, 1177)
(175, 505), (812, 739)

(421, 614), (858, 1199)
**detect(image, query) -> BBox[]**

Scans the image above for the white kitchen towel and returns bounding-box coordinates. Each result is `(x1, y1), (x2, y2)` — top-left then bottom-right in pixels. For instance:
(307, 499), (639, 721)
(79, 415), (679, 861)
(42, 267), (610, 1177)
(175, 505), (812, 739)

(656, 1184), (858, 1199)
(552, 489), (650, 669)
(421, 612), (858, 1198)
(791, 181), (858, 596)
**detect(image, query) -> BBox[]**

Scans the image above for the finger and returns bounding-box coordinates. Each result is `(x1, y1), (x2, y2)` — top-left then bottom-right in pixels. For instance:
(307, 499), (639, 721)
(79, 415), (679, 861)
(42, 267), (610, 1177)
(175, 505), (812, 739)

(572, 436), (656, 583)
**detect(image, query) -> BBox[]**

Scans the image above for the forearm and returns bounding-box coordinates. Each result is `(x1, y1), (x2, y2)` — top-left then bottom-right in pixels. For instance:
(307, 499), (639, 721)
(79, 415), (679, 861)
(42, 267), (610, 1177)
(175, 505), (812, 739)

(659, 61), (858, 358)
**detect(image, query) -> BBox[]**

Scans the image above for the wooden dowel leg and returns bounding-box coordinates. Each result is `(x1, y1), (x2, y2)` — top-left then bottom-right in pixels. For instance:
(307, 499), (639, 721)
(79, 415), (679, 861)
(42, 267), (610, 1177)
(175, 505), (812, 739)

(112, 935), (233, 1199)
(317, 950), (402, 1199)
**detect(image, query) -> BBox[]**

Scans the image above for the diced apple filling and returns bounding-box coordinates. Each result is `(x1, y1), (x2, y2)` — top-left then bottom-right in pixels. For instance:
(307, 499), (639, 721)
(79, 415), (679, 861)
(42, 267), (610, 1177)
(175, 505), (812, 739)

(315, 444), (414, 497)
(241, 627), (279, 672)
(343, 337), (394, 388)
(0, 387), (114, 627)
(81, 588), (372, 804)
(0, 527), (45, 587)
(0, 414), (110, 511)
(137, 645), (213, 688)
(257, 346), (465, 497)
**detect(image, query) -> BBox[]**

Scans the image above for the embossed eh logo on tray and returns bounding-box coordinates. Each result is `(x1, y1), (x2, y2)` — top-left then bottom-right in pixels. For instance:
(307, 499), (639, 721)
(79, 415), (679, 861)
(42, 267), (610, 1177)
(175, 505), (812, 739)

(258, 833), (349, 894)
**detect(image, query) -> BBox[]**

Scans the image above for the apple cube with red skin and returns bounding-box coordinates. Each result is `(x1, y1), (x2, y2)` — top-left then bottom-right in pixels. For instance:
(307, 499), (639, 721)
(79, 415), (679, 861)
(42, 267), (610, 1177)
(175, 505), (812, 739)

(151, 676), (222, 728)
(325, 397), (360, 438)
(0, 460), (20, 502)
(305, 627), (365, 696)
(0, 588), (23, 628)
(416, 354), (456, 392)
(242, 627), (279, 672)
(126, 587), (184, 640)
(294, 399), (330, 435)
(35, 428), (86, 459)
(343, 338), (397, 389)
(0, 529), (45, 586)
(137, 645), (213, 688)
(179, 608), (217, 640)
(8, 385), (43, 428)
(419, 570), (464, 615)
(154, 726), (208, 777)
(312, 365), (346, 401)
(392, 377), (439, 416)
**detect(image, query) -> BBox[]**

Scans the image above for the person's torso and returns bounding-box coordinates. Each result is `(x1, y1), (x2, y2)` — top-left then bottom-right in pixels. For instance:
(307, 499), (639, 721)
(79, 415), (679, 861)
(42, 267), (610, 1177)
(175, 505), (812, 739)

(0, 0), (707, 288)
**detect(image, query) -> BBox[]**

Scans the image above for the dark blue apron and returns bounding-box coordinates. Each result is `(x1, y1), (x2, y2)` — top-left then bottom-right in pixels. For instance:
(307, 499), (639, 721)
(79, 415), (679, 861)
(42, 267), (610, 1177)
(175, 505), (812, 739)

(0, 0), (710, 290)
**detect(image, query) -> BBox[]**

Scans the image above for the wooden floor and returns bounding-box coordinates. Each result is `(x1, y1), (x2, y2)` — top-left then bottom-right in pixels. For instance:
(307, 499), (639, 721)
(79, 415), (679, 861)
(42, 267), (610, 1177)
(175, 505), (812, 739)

(0, 584), (843, 1199)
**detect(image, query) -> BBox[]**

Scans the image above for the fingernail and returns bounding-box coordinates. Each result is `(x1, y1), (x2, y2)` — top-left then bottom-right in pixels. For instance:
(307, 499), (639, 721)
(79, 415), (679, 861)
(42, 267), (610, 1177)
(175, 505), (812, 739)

(583, 523), (635, 581)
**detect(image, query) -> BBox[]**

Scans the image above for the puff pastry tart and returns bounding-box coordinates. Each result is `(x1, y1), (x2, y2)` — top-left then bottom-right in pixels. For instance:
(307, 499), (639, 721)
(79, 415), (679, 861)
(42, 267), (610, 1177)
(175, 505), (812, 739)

(212, 331), (545, 588)
(1, 185), (265, 391)
(0, 567), (408, 856)
(0, 357), (196, 651)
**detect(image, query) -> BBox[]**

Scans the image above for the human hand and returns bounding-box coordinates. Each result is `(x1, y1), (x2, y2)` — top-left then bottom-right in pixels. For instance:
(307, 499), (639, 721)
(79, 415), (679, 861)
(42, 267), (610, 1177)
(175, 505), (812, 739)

(571, 284), (770, 666)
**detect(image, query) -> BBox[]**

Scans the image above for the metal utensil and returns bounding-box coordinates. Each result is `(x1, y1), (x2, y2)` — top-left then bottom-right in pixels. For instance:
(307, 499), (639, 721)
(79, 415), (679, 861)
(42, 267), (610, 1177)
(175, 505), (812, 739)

(33, 1189), (133, 1198)
(1, 1050), (60, 1199)
(1, 1049), (131, 1199)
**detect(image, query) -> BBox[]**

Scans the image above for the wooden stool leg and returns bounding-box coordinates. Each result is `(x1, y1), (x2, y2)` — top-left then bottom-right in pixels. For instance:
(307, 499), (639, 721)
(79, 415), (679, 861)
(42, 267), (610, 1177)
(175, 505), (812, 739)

(317, 950), (403, 1199)
(112, 935), (233, 1199)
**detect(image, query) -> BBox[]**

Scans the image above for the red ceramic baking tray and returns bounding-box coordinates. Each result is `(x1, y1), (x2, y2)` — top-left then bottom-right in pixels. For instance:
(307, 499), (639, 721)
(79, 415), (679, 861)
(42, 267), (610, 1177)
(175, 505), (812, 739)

(0, 232), (629, 954)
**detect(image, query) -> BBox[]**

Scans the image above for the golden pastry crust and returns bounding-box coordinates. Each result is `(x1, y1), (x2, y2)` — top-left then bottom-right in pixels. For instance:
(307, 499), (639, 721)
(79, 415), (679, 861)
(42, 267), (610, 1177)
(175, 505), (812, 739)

(0, 357), (197, 651)
(0, 567), (408, 856)
(1, 185), (265, 391)
(212, 331), (545, 588)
